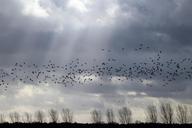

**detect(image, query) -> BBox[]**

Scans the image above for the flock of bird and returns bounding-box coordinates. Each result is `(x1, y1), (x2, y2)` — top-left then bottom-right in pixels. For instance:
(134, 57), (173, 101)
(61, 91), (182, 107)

(0, 44), (192, 91)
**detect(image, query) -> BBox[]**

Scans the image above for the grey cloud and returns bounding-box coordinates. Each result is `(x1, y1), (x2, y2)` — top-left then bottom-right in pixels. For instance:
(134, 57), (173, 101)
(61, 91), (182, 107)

(109, 0), (192, 53)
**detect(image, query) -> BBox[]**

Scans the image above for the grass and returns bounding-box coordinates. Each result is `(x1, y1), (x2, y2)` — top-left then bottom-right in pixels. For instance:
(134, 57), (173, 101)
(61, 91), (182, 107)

(0, 123), (191, 128)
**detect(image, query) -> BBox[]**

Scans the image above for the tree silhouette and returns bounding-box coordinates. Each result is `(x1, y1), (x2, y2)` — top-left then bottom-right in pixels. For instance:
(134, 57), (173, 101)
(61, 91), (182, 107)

(9, 112), (20, 123)
(0, 113), (6, 123)
(190, 107), (192, 123)
(35, 110), (45, 123)
(91, 109), (102, 123)
(146, 105), (158, 123)
(106, 108), (115, 123)
(49, 109), (59, 123)
(160, 103), (174, 124)
(118, 107), (132, 124)
(22, 112), (32, 123)
(1, 103), (192, 124)
(61, 108), (73, 123)
(176, 104), (188, 124)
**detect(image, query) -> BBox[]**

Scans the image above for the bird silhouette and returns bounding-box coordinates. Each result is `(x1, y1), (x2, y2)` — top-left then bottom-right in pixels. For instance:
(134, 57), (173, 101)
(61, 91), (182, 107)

(0, 44), (192, 91)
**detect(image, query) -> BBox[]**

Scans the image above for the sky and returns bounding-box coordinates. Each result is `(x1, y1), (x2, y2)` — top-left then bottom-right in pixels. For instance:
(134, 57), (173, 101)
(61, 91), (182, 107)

(0, 0), (192, 123)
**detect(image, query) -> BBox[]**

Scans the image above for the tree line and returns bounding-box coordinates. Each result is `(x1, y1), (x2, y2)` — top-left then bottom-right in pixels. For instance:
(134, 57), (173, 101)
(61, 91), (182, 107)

(0, 108), (73, 123)
(0, 103), (192, 124)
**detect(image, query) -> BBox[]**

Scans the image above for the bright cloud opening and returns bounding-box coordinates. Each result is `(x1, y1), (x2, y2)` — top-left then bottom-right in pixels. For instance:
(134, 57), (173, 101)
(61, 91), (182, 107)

(20, 0), (49, 18)
(67, 0), (88, 13)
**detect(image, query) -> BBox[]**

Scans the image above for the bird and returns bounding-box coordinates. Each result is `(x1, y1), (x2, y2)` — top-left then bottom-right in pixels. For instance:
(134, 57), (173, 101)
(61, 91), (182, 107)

(1, 43), (192, 91)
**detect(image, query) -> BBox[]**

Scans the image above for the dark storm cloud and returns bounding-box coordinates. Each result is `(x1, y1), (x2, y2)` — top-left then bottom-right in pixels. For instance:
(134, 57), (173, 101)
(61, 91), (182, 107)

(110, 0), (192, 53)
(0, 0), (57, 52)
(0, 0), (60, 67)
(1, 0), (192, 56)
(0, 0), (23, 54)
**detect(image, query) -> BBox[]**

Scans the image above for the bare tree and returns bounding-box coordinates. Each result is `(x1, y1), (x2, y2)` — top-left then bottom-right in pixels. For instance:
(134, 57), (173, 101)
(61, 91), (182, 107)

(190, 107), (192, 123)
(176, 104), (188, 124)
(35, 110), (45, 123)
(118, 107), (132, 124)
(106, 108), (115, 123)
(0, 113), (6, 123)
(9, 112), (20, 123)
(146, 105), (158, 123)
(160, 102), (174, 124)
(22, 112), (33, 123)
(49, 109), (59, 123)
(61, 108), (73, 123)
(9, 113), (14, 123)
(91, 109), (102, 123)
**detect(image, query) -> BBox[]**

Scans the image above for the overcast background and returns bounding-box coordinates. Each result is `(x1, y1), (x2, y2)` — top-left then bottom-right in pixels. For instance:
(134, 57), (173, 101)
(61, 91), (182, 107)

(0, 0), (192, 123)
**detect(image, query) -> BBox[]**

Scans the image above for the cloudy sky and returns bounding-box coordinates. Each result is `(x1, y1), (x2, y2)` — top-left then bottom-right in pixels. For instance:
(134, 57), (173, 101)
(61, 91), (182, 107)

(0, 0), (192, 123)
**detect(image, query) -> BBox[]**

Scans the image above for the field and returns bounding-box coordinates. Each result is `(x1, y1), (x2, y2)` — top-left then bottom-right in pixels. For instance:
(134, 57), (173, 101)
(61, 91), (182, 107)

(0, 123), (191, 128)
